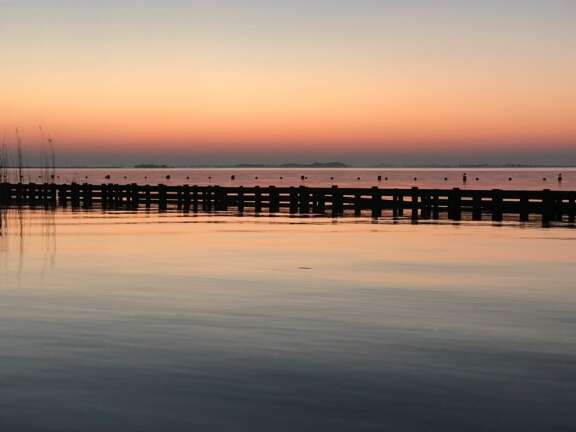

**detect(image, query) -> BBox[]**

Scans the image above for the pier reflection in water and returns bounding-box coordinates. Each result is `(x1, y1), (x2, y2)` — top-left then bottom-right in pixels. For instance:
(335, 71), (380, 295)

(0, 208), (575, 431)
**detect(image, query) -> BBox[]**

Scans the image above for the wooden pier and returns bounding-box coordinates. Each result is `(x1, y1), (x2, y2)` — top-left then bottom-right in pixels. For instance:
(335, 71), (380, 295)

(1, 182), (575, 224)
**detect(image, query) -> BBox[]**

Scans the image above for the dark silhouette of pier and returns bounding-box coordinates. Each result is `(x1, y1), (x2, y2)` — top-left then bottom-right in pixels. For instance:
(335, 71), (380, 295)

(1, 182), (575, 225)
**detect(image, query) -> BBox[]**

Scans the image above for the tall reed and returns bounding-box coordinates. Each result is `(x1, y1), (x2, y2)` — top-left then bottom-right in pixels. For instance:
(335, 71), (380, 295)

(15, 128), (24, 183)
(0, 129), (8, 183)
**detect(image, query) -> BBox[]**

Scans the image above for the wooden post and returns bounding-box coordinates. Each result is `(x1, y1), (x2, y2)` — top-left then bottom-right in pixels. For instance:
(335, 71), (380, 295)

(57, 184), (67, 207)
(131, 183), (139, 209)
(411, 187), (419, 221)
(100, 184), (107, 208)
(158, 184), (167, 211)
(28, 183), (36, 207)
(568, 192), (575, 224)
(472, 194), (482, 221)
(299, 186), (310, 214)
(100, 184), (106, 207)
(255, 186), (262, 213)
(354, 191), (362, 217)
(23, 183), (30, 206)
(71, 183), (80, 208)
(391, 189), (398, 218)
(371, 186), (381, 218)
(420, 190), (431, 219)
(145, 185), (152, 208)
(0, 183), (9, 205)
(331, 186), (342, 217)
(554, 194), (563, 222)
(269, 186), (279, 213)
(15, 182), (23, 205)
(211, 186), (217, 211)
(109, 184), (115, 208)
(48, 183), (56, 207)
(37, 183), (43, 206)
(176, 186), (183, 210)
(398, 192), (404, 217)
(201, 187), (207, 211)
(107, 184), (113, 208)
(82, 183), (91, 209)
(192, 185), (199, 212)
(237, 186), (245, 214)
(220, 187), (228, 211)
(542, 189), (552, 224)
(213, 186), (224, 211)
(289, 187), (298, 214)
(448, 188), (461, 221)
(44, 183), (50, 206)
(208, 186), (215, 211)
(519, 195), (529, 222)
(102, 184), (108, 208)
(113, 184), (121, 209)
(182, 185), (191, 212)
(36, 183), (42, 206)
(205, 187), (212, 212)
(492, 189), (503, 222)
(553, 192), (561, 222)
(431, 191), (440, 219)
(310, 191), (317, 214)
(317, 191), (326, 214)
(41, 183), (48, 207)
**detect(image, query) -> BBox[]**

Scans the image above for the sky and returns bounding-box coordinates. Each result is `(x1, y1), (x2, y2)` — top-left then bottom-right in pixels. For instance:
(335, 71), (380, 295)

(1, 0), (575, 166)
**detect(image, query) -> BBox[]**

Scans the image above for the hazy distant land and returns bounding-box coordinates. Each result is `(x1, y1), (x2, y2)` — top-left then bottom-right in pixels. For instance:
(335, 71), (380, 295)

(125, 162), (576, 169)
(8, 162), (576, 169)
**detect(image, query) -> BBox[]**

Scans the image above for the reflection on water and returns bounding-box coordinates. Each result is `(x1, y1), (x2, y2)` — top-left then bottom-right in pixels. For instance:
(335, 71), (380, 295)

(1, 208), (576, 431)
(0, 207), (57, 287)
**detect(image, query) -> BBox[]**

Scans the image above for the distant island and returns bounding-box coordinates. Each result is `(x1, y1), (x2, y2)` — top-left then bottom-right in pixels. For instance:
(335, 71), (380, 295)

(134, 164), (172, 169)
(14, 162), (576, 169)
(132, 162), (349, 169)
(125, 162), (575, 169)
(234, 162), (349, 168)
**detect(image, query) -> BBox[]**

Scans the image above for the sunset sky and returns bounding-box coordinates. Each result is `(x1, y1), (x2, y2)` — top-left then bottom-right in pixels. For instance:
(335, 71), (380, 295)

(1, 0), (575, 165)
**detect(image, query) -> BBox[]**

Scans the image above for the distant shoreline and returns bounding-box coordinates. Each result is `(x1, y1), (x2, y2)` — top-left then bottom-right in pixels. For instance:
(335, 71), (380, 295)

(9, 164), (576, 169)
(5, 162), (576, 170)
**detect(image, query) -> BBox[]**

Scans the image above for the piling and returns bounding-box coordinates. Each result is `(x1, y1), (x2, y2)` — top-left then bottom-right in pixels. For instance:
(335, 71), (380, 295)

(289, 187), (298, 214)
(237, 186), (245, 214)
(542, 189), (553, 224)
(269, 186), (279, 213)
(192, 186), (199, 212)
(182, 185), (191, 212)
(411, 187), (419, 221)
(331, 186), (342, 217)
(145, 184), (152, 209)
(354, 191), (362, 217)
(520, 195), (529, 222)
(255, 186), (262, 213)
(492, 189), (503, 222)
(158, 184), (167, 211)
(472, 194), (482, 221)
(299, 186), (310, 214)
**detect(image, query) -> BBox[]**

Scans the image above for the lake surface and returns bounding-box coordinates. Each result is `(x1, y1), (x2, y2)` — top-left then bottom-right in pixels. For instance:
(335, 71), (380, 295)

(1, 209), (575, 431)
(7, 167), (576, 190)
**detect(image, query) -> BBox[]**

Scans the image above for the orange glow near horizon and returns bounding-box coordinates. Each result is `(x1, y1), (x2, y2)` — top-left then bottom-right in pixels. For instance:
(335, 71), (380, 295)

(1, 1), (575, 158)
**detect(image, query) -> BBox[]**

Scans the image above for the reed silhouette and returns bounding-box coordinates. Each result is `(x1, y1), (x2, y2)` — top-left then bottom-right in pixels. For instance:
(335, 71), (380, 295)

(0, 128), (57, 185)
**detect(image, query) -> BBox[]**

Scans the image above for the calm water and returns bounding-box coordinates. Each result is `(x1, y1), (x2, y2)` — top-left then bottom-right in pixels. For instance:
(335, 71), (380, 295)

(8, 167), (576, 190)
(1, 209), (575, 431)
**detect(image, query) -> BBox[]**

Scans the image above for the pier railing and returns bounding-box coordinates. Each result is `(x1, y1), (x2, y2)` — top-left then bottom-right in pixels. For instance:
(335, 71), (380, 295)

(1, 182), (575, 224)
